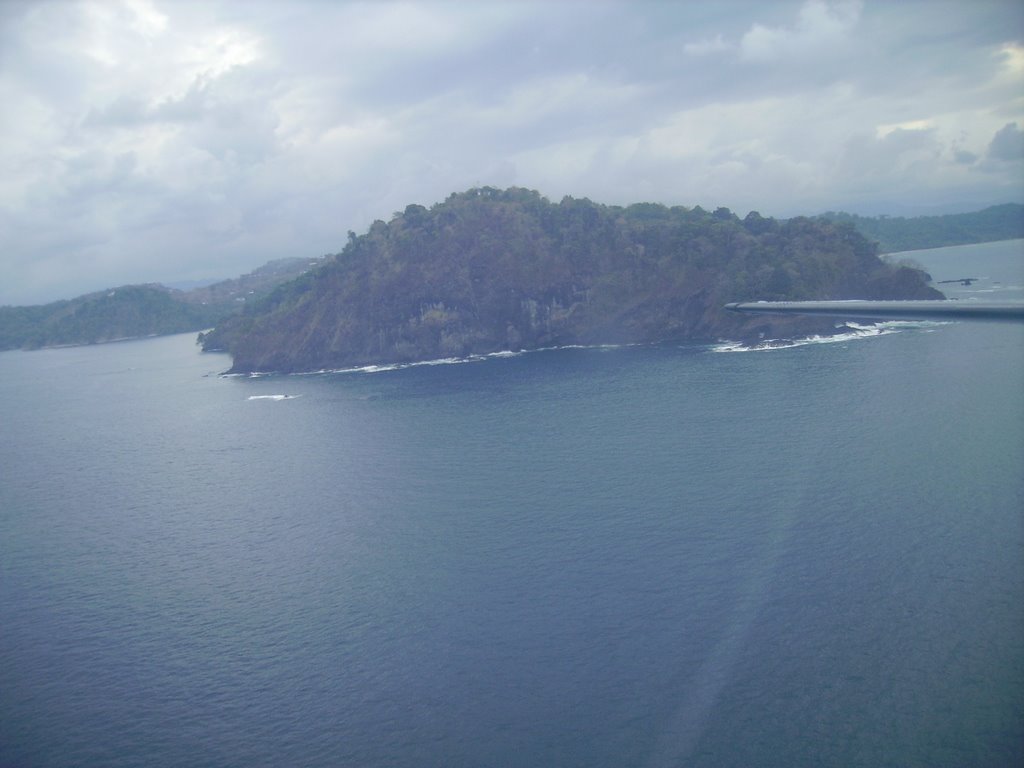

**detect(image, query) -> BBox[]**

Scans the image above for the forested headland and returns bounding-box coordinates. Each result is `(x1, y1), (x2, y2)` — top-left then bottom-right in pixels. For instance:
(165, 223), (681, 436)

(821, 203), (1023, 253)
(0, 285), (221, 351)
(201, 187), (942, 373)
(0, 257), (322, 351)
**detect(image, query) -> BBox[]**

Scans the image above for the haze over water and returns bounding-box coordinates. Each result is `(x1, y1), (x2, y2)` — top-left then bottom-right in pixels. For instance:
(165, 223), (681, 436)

(2, 241), (1022, 767)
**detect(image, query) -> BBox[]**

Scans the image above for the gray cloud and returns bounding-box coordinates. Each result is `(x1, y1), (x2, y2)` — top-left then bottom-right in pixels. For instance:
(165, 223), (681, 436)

(988, 122), (1024, 162)
(1, 0), (1022, 305)
(954, 149), (979, 165)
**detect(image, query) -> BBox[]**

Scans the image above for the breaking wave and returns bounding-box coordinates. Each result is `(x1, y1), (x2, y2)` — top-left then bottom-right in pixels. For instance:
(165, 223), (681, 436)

(283, 344), (632, 377)
(710, 321), (950, 353)
(306, 350), (526, 376)
(247, 394), (300, 400)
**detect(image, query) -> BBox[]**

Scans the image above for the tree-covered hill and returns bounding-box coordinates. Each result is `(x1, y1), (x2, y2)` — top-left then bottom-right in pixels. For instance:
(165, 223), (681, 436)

(201, 187), (942, 374)
(820, 203), (1024, 253)
(180, 257), (325, 307)
(0, 285), (223, 350)
(0, 257), (323, 351)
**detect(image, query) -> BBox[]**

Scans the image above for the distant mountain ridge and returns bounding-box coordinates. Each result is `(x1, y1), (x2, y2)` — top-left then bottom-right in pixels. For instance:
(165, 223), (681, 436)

(0, 257), (323, 351)
(820, 203), (1024, 253)
(200, 187), (944, 374)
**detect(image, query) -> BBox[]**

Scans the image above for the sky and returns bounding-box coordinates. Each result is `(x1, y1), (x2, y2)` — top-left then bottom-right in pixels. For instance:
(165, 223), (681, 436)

(1, 0), (1022, 305)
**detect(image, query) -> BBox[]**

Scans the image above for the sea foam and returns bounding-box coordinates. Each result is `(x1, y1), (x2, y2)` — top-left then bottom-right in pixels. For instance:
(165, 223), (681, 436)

(708, 321), (952, 353)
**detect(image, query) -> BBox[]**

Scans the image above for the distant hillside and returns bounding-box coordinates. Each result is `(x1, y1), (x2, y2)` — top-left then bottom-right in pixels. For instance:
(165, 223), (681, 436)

(201, 187), (941, 374)
(0, 285), (223, 350)
(0, 257), (323, 351)
(820, 203), (1024, 253)
(182, 257), (325, 307)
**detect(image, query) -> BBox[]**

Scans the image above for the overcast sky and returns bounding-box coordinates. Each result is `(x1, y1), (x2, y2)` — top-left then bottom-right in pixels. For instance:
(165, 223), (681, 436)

(1, 0), (1022, 305)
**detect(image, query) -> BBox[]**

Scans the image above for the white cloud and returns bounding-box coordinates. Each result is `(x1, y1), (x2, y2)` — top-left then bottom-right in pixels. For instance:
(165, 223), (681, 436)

(740, 0), (862, 62)
(684, 34), (732, 57)
(994, 42), (1024, 80)
(179, 27), (263, 81)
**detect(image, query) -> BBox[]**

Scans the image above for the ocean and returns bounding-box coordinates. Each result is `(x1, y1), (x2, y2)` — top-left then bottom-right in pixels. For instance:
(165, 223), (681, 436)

(2, 241), (1022, 767)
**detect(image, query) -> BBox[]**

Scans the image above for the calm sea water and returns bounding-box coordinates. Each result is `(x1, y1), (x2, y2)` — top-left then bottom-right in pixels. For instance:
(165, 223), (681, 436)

(2, 242), (1022, 768)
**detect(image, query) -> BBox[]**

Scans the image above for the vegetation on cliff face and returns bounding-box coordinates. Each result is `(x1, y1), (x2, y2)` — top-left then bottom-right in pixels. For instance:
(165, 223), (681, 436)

(820, 203), (1024, 253)
(0, 257), (322, 351)
(201, 187), (942, 373)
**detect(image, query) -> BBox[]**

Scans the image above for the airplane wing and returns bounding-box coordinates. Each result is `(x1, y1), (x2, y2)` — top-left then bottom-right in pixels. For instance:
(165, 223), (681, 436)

(724, 300), (1024, 322)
